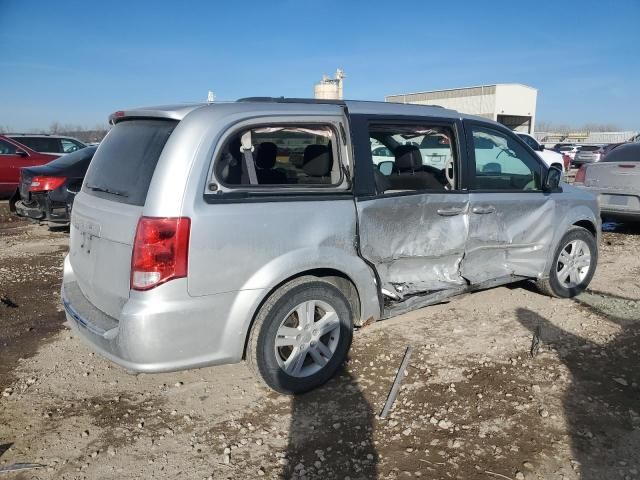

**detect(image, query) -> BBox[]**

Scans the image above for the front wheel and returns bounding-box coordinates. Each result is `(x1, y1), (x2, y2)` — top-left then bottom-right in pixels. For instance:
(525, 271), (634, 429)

(246, 276), (354, 394)
(537, 226), (597, 298)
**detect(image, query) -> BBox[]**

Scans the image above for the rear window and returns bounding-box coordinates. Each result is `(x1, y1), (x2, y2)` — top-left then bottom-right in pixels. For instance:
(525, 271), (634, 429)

(578, 145), (600, 152)
(603, 144), (640, 162)
(48, 146), (97, 168)
(12, 136), (62, 153)
(83, 119), (178, 206)
(558, 145), (573, 151)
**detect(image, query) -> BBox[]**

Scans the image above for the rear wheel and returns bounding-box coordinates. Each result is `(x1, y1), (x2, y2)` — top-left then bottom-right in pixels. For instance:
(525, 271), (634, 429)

(246, 276), (354, 394)
(537, 226), (597, 298)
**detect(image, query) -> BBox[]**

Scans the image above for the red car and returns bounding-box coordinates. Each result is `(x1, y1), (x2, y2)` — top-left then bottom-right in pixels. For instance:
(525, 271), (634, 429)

(0, 135), (59, 199)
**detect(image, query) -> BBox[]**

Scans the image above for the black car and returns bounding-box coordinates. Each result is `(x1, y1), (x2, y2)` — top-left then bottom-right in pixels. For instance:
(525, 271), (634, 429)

(14, 146), (97, 227)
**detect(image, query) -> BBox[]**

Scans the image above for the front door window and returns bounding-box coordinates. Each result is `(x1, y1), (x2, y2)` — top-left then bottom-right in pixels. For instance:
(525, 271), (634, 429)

(471, 127), (543, 191)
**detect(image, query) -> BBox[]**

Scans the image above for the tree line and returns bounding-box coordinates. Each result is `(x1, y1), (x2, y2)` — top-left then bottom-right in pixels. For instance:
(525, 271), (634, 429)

(0, 122), (110, 143)
(536, 121), (624, 133)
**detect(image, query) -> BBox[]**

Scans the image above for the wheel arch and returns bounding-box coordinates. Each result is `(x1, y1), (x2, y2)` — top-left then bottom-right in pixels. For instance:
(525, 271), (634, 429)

(573, 219), (597, 237)
(542, 206), (600, 276)
(241, 268), (364, 360)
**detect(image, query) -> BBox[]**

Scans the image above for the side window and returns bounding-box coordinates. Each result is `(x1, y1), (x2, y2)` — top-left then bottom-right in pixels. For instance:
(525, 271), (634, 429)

(216, 124), (342, 187)
(17, 137), (61, 153)
(0, 139), (17, 155)
(61, 139), (80, 153)
(471, 127), (543, 191)
(368, 124), (457, 193)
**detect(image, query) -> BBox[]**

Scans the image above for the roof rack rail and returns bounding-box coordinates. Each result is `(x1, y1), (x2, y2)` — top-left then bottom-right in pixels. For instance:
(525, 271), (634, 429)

(236, 97), (445, 109)
(236, 96), (347, 105)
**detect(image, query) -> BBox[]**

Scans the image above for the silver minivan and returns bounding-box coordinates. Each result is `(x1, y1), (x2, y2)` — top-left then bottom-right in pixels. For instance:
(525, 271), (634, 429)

(62, 99), (600, 393)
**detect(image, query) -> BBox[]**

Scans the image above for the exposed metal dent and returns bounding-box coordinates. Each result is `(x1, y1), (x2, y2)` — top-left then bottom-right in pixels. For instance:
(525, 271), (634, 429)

(382, 275), (526, 319)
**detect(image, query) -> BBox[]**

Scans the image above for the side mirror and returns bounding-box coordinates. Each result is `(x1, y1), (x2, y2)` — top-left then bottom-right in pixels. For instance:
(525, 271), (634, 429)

(16, 150), (28, 157)
(377, 161), (394, 176)
(544, 165), (562, 192)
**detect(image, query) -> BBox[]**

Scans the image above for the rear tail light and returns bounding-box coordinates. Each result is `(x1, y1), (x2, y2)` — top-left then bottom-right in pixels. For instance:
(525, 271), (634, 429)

(574, 165), (587, 183)
(562, 154), (572, 171)
(29, 176), (66, 192)
(131, 217), (191, 291)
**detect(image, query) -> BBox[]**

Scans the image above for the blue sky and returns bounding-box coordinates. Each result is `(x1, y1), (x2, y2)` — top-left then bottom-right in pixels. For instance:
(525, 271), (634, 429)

(1, 0), (638, 130)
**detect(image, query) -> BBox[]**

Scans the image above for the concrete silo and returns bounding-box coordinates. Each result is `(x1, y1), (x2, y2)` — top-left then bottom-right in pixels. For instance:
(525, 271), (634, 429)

(314, 69), (345, 100)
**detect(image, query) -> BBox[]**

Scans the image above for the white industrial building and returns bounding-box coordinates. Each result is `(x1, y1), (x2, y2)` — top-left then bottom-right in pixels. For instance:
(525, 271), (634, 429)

(386, 83), (537, 133)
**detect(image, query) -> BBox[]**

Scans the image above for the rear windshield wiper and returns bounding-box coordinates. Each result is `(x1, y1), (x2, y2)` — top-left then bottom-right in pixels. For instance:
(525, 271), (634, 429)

(87, 184), (129, 197)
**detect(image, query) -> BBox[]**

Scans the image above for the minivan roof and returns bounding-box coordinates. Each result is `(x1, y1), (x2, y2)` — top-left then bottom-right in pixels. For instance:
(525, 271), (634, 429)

(109, 98), (482, 125)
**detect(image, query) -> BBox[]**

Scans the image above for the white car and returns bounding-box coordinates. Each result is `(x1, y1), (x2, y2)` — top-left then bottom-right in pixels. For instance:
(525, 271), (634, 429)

(371, 133), (453, 169)
(517, 132), (567, 171)
(371, 144), (394, 165)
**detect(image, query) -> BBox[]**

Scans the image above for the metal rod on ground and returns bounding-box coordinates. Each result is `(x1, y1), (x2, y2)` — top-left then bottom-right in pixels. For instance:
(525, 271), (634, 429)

(530, 324), (542, 358)
(379, 346), (413, 419)
(0, 463), (45, 474)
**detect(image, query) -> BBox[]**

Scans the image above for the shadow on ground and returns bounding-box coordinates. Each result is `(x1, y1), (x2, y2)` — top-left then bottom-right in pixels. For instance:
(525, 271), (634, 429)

(283, 370), (378, 479)
(517, 291), (640, 479)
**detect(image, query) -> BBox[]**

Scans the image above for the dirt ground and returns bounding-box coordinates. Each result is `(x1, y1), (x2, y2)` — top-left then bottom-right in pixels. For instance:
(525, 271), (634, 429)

(0, 200), (639, 480)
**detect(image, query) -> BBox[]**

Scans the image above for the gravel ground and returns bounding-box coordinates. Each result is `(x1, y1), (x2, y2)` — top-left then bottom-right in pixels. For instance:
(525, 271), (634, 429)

(0, 200), (638, 480)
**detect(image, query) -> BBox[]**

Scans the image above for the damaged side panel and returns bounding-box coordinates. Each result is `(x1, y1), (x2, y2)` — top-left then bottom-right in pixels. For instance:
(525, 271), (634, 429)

(461, 192), (557, 283)
(356, 192), (469, 297)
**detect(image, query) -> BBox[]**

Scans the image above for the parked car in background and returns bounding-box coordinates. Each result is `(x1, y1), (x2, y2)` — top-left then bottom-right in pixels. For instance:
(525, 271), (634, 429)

(372, 131), (453, 171)
(371, 144), (394, 164)
(516, 133), (568, 171)
(553, 144), (579, 160)
(573, 145), (604, 165)
(575, 143), (640, 222)
(600, 142), (626, 159)
(61, 99), (599, 394)
(0, 134), (59, 199)
(7, 134), (86, 155)
(14, 146), (97, 228)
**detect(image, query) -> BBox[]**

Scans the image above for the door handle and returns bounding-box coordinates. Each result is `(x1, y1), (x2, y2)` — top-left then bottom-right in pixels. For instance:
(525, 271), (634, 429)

(472, 205), (496, 215)
(437, 207), (464, 216)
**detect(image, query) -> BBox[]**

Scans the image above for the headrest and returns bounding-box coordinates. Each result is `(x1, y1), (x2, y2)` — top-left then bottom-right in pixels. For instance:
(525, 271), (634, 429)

(482, 162), (502, 174)
(395, 145), (422, 171)
(255, 142), (277, 169)
(303, 144), (333, 177)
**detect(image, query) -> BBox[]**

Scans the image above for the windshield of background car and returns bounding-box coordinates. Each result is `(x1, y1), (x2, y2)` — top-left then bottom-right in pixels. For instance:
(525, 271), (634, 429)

(518, 134), (538, 149)
(578, 145), (601, 152)
(83, 119), (178, 206)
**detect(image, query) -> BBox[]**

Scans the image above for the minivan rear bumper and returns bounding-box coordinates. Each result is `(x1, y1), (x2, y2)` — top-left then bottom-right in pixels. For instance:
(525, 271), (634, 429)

(61, 255), (266, 372)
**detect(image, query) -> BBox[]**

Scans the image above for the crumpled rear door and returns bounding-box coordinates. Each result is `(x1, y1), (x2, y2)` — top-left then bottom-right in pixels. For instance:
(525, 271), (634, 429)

(356, 192), (469, 297)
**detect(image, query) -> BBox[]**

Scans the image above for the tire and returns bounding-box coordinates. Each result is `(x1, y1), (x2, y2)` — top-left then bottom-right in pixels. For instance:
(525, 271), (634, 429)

(537, 226), (597, 298)
(246, 276), (354, 394)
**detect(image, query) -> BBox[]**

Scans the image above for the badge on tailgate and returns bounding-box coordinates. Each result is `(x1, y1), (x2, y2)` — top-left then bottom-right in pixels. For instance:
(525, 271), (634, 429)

(72, 213), (101, 254)
(72, 213), (102, 237)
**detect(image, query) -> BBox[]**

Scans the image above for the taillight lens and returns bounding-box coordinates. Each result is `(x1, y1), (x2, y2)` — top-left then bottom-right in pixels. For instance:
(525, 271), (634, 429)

(29, 176), (66, 192)
(574, 165), (587, 183)
(562, 154), (571, 171)
(131, 217), (191, 291)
